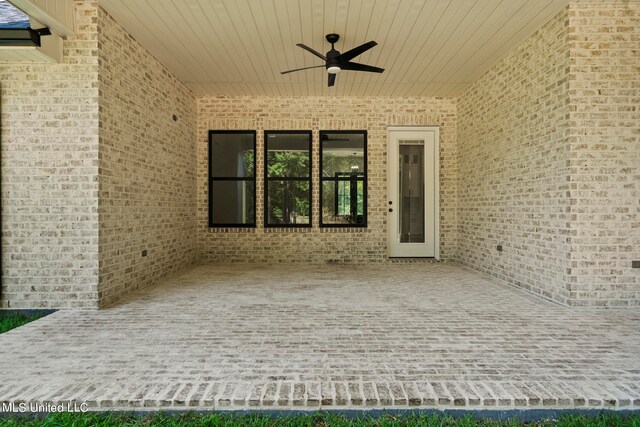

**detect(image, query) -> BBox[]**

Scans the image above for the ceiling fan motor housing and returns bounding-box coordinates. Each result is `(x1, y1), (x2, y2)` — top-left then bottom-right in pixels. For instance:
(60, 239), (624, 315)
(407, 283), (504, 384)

(325, 33), (341, 73)
(326, 49), (341, 73)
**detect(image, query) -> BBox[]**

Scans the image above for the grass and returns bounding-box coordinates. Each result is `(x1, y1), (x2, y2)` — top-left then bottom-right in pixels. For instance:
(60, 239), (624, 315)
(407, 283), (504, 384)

(0, 412), (638, 427)
(0, 312), (46, 334)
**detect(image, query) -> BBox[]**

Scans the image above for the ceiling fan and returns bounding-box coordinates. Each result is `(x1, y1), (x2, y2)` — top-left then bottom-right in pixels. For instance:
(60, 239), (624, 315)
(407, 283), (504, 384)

(281, 33), (384, 87)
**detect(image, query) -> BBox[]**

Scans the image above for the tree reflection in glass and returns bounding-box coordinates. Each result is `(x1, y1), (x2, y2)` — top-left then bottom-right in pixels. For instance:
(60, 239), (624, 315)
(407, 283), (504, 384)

(265, 132), (312, 226)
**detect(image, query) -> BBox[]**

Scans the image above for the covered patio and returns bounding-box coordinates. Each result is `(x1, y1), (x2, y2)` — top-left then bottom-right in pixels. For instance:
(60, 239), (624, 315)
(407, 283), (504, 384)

(1, 263), (638, 410)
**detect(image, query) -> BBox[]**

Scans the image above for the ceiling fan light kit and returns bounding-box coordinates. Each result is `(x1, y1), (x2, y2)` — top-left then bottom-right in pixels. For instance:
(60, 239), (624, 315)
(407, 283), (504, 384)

(281, 33), (384, 87)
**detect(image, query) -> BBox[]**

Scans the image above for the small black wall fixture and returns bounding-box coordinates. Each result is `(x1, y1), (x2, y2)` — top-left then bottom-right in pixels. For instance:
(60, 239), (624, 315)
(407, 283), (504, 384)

(0, 27), (51, 47)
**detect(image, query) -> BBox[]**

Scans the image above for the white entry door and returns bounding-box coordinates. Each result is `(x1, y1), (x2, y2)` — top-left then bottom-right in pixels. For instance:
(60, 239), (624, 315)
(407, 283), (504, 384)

(387, 127), (439, 258)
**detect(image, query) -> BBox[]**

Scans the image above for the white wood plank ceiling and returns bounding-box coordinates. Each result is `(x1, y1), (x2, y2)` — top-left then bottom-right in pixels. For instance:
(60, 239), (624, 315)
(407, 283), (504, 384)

(98, 0), (569, 97)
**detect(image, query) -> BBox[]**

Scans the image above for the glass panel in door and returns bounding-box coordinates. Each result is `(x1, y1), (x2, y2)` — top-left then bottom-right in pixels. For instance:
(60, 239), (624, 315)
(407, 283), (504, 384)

(398, 140), (425, 243)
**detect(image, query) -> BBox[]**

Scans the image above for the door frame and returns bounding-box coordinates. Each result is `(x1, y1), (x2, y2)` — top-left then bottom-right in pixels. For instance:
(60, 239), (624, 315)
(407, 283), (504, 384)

(387, 126), (440, 259)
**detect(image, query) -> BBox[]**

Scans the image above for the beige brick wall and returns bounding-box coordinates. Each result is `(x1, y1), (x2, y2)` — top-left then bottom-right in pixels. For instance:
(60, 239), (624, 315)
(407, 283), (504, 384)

(457, 10), (573, 304)
(458, 2), (639, 307)
(567, 2), (639, 306)
(97, 8), (197, 306)
(1, 1), (197, 309)
(0, 1), (100, 308)
(197, 97), (457, 262)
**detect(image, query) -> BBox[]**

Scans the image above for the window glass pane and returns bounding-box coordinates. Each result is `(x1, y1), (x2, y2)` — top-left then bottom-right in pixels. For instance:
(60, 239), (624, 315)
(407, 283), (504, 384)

(210, 133), (255, 177)
(321, 132), (365, 177)
(357, 180), (364, 216)
(266, 133), (310, 178)
(399, 142), (425, 243)
(337, 181), (350, 215)
(210, 180), (255, 225)
(321, 179), (365, 225)
(266, 180), (310, 225)
(336, 180), (364, 216)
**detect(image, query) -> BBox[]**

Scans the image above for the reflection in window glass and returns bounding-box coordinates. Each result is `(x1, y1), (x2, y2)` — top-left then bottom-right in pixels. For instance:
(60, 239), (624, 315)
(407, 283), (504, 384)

(208, 131), (256, 227)
(337, 180), (364, 216)
(210, 133), (255, 177)
(266, 180), (310, 225)
(210, 180), (255, 225)
(320, 131), (367, 227)
(321, 133), (365, 177)
(321, 180), (365, 225)
(265, 131), (312, 227)
(267, 133), (310, 178)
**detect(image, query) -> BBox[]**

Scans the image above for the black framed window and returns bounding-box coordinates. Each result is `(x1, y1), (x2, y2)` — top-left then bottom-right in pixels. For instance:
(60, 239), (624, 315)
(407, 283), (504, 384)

(264, 131), (312, 227)
(320, 130), (367, 227)
(208, 130), (256, 227)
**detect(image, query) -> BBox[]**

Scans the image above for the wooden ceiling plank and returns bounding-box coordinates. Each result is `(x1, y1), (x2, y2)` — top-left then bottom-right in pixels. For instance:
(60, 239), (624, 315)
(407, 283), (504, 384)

(331, 0), (352, 94)
(334, 0), (351, 53)
(345, 0), (373, 92)
(222, 0), (276, 86)
(318, 0), (336, 95)
(247, 0), (288, 96)
(440, 0), (552, 87)
(402, 0), (469, 85)
(432, 82), (453, 97)
(373, 79), (387, 97)
(339, 0), (359, 61)
(310, 0), (326, 97)
(296, 0), (317, 91)
(375, 0), (426, 85)
(353, 0), (390, 96)
(359, 0), (402, 87)
(426, 80), (446, 98)
(286, 0), (308, 90)
(409, 81), (428, 97)
(102, 0), (200, 83)
(235, 0), (285, 95)
(390, 0), (453, 90)
(343, 0), (372, 86)
(466, 0), (565, 83)
(323, 0), (338, 35)
(428, 0), (524, 86)
(271, 0), (300, 86)
(217, 0), (269, 86)
(200, 83), (212, 97)
(174, 0), (244, 84)
(133, 0), (211, 83)
(424, 0), (502, 86)
(401, 78), (428, 97)
(445, 82), (469, 97)
(375, 80), (387, 97)
(249, 78), (264, 97)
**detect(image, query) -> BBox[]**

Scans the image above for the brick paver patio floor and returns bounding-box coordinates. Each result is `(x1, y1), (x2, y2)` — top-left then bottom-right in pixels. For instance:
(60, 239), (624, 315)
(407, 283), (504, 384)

(1, 263), (639, 411)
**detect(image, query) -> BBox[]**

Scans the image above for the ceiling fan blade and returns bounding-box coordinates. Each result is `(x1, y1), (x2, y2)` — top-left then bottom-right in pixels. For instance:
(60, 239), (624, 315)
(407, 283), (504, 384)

(328, 73), (336, 87)
(341, 61), (384, 73)
(296, 43), (326, 61)
(337, 41), (377, 62)
(281, 65), (326, 75)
